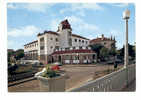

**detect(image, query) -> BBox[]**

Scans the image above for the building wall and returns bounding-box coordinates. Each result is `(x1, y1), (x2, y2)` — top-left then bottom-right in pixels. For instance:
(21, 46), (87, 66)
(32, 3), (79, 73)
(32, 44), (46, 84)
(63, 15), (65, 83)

(24, 41), (38, 60)
(58, 29), (72, 48)
(71, 36), (89, 47)
(46, 33), (59, 54)
(90, 40), (115, 50)
(37, 33), (60, 64)
(24, 41), (38, 52)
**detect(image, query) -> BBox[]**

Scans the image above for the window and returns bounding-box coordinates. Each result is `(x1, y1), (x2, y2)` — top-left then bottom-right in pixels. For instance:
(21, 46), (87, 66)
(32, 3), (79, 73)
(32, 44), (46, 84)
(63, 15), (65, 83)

(50, 38), (53, 40)
(69, 38), (72, 46)
(55, 46), (59, 49)
(74, 56), (79, 60)
(82, 40), (84, 43)
(86, 41), (88, 44)
(75, 39), (77, 42)
(50, 46), (53, 49)
(83, 56), (87, 59)
(68, 31), (71, 36)
(65, 55), (71, 60)
(104, 42), (106, 45)
(56, 38), (58, 42)
(79, 39), (81, 42)
(40, 46), (44, 50)
(40, 37), (44, 42)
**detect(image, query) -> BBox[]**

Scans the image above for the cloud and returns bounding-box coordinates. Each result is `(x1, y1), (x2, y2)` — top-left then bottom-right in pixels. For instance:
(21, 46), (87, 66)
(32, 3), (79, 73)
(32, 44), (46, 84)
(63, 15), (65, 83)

(7, 3), (55, 13)
(8, 40), (15, 48)
(111, 3), (129, 8)
(7, 4), (17, 9)
(60, 3), (103, 16)
(8, 39), (25, 50)
(8, 25), (40, 37)
(50, 19), (60, 31)
(49, 15), (99, 38)
(108, 29), (124, 49)
(65, 16), (99, 32)
(22, 4), (54, 13)
(71, 3), (103, 11)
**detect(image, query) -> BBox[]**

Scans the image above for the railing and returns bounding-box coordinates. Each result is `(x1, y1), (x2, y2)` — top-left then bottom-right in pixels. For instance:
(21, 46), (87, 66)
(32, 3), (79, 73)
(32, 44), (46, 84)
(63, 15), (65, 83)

(69, 65), (135, 92)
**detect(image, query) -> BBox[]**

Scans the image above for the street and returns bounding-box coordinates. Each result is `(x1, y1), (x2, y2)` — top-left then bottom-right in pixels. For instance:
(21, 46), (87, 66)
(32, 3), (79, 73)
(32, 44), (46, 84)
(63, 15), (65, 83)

(8, 64), (123, 92)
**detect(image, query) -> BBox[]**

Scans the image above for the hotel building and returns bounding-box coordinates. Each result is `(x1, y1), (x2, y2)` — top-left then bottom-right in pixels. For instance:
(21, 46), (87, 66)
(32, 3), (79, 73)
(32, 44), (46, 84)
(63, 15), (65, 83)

(24, 19), (97, 64)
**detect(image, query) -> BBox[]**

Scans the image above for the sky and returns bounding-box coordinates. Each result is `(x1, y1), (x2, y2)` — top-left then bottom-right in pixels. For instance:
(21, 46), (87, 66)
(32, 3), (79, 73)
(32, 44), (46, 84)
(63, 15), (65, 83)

(7, 3), (135, 50)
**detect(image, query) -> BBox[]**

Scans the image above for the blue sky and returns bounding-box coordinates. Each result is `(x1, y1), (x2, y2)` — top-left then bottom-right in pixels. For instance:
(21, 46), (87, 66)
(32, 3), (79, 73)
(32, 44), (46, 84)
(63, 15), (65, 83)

(7, 3), (135, 50)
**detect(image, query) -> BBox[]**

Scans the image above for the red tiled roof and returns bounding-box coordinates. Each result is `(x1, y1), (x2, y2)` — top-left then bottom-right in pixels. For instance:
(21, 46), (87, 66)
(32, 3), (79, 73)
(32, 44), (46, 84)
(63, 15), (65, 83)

(37, 31), (59, 36)
(90, 37), (112, 43)
(61, 19), (72, 30)
(52, 49), (95, 55)
(46, 31), (59, 35)
(72, 34), (90, 40)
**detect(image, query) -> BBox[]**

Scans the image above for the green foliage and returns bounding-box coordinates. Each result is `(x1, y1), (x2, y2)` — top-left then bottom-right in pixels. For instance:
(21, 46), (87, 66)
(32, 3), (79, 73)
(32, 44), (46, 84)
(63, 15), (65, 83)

(42, 64), (60, 78)
(42, 69), (60, 78)
(117, 43), (136, 59)
(100, 47), (109, 60)
(109, 48), (116, 56)
(15, 49), (24, 60)
(90, 44), (104, 58)
(8, 49), (24, 64)
(8, 51), (14, 62)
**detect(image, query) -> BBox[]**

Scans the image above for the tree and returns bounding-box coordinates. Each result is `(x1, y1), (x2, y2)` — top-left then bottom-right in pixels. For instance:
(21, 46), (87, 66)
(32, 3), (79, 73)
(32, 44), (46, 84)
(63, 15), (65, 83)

(117, 43), (136, 60)
(109, 47), (116, 56)
(89, 44), (103, 58)
(100, 47), (109, 61)
(8, 50), (14, 62)
(15, 49), (24, 60)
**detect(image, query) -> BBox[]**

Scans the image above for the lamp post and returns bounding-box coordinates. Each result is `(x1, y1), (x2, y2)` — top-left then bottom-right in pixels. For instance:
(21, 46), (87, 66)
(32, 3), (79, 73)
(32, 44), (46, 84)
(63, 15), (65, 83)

(123, 9), (130, 68)
(123, 9), (130, 88)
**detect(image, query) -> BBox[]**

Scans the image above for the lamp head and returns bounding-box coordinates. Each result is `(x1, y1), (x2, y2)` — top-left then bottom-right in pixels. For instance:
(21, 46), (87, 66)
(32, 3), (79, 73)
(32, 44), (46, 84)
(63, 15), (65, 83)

(123, 9), (130, 19)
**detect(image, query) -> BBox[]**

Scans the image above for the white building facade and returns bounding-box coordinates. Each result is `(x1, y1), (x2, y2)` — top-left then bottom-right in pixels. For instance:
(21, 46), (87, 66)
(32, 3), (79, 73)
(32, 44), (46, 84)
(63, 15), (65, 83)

(24, 19), (96, 64)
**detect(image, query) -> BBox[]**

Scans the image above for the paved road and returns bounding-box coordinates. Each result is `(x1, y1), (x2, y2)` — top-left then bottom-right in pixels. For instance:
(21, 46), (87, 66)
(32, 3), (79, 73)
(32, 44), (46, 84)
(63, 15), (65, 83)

(8, 64), (123, 92)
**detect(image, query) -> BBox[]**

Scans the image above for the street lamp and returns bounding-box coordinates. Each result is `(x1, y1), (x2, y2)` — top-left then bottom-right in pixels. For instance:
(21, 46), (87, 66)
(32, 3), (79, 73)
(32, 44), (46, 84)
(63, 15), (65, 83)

(123, 9), (130, 68)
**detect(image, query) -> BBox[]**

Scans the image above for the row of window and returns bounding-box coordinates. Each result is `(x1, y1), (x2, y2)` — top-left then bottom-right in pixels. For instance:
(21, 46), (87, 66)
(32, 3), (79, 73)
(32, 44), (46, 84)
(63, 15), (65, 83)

(50, 37), (88, 44)
(25, 43), (38, 49)
(40, 37), (88, 44)
(50, 37), (58, 42)
(40, 46), (54, 50)
(74, 38), (88, 44)
(64, 55), (91, 60)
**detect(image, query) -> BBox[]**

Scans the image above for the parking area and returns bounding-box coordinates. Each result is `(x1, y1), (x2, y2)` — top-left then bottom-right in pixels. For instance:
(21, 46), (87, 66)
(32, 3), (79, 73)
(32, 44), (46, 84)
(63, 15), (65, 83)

(8, 64), (123, 92)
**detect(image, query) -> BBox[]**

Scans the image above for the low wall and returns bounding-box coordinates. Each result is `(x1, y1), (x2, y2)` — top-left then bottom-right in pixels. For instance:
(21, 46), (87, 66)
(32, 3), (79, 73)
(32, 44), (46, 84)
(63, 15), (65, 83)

(69, 65), (135, 92)
(8, 71), (37, 82)
(20, 60), (39, 64)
